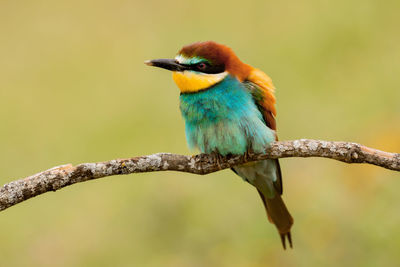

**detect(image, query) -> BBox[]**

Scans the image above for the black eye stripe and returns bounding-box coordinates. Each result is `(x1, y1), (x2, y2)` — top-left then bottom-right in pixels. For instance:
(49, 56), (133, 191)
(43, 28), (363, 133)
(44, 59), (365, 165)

(181, 62), (225, 74)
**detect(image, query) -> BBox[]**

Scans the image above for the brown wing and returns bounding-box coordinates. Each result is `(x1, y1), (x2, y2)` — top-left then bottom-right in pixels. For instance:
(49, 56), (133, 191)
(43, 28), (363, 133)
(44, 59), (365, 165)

(245, 68), (277, 131)
(244, 68), (283, 194)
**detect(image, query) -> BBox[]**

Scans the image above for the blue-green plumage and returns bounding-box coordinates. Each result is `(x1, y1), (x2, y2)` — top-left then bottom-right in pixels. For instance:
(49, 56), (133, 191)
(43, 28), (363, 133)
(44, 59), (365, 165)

(180, 75), (279, 198)
(147, 41), (293, 248)
(180, 75), (275, 156)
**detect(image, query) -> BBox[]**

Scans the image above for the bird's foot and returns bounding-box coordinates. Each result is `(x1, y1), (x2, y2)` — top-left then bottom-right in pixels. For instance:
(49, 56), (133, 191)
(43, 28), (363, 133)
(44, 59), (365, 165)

(243, 148), (253, 163)
(244, 150), (249, 162)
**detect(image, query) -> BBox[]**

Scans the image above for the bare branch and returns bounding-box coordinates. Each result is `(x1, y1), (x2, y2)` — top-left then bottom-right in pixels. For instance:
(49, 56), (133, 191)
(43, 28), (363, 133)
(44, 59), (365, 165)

(1, 139), (399, 212)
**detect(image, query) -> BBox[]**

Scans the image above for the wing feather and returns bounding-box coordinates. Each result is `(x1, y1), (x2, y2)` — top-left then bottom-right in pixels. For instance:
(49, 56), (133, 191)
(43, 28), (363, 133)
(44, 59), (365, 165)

(244, 68), (283, 194)
(245, 68), (277, 131)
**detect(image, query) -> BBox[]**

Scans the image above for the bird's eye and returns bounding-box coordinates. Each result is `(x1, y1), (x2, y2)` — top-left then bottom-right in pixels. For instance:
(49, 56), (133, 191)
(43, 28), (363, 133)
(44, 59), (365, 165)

(197, 62), (207, 71)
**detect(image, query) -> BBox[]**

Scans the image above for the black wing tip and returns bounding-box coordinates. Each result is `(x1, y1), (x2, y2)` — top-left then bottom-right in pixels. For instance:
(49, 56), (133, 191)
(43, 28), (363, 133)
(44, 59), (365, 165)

(280, 232), (293, 250)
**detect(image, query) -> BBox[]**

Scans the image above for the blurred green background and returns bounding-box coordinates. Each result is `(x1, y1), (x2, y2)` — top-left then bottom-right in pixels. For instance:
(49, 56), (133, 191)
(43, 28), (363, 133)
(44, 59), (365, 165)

(0, 0), (399, 266)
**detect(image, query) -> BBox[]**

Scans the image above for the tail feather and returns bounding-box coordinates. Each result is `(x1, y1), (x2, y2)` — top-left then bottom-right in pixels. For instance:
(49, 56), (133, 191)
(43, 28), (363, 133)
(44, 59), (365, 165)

(233, 159), (293, 249)
(257, 189), (294, 249)
(280, 232), (292, 250)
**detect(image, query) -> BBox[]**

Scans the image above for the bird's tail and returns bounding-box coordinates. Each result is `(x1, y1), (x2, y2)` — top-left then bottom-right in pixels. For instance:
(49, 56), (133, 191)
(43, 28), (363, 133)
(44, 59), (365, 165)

(258, 189), (294, 249)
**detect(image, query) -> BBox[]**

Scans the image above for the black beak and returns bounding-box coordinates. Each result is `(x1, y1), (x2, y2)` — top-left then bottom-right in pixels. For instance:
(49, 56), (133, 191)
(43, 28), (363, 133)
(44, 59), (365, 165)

(144, 58), (188, 72)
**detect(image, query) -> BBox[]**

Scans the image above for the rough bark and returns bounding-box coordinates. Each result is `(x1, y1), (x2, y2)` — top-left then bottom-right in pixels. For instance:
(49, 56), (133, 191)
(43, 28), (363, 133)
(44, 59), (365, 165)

(0, 139), (399, 212)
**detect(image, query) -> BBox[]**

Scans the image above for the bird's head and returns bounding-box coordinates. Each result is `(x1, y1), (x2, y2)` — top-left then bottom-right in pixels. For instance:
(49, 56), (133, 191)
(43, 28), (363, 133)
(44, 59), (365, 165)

(145, 41), (252, 93)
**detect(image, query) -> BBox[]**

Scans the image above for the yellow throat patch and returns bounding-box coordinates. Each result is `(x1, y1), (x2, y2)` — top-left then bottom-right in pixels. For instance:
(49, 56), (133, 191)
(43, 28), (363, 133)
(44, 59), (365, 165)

(172, 71), (228, 93)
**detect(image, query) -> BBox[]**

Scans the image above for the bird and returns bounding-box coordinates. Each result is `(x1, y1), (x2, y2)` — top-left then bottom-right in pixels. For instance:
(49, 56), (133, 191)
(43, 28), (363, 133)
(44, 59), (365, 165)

(145, 41), (294, 249)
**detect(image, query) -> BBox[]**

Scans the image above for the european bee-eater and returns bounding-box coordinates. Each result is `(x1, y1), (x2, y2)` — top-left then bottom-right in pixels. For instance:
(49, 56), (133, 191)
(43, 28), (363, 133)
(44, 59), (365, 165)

(145, 41), (294, 249)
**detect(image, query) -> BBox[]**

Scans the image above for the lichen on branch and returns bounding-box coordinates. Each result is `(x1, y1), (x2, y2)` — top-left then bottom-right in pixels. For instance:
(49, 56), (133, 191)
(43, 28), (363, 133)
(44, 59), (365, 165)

(0, 139), (399, 212)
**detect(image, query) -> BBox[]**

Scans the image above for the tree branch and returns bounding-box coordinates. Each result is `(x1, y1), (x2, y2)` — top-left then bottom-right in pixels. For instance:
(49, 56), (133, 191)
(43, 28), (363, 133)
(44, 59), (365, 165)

(1, 139), (399, 212)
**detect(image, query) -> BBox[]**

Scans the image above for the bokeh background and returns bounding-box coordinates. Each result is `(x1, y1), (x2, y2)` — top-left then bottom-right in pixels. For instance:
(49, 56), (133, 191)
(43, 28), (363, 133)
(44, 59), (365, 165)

(1, 0), (399, 266)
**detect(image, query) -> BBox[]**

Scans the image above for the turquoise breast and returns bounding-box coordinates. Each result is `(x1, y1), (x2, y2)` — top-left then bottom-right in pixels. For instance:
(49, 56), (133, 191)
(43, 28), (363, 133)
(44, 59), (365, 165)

(179, 75), (275, 156)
